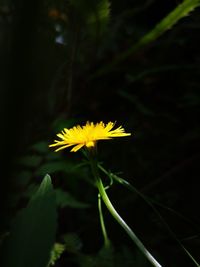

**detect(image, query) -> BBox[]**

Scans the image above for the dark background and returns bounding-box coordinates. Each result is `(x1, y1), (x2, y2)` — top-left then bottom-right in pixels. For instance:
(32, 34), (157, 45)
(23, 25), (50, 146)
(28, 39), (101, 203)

(0, 0), (200, 266)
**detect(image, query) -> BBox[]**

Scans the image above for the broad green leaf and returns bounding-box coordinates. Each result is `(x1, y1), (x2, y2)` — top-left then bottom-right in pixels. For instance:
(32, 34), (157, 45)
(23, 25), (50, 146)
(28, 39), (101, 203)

(1, 174), (57, 267)
(22, 183), (39, 198)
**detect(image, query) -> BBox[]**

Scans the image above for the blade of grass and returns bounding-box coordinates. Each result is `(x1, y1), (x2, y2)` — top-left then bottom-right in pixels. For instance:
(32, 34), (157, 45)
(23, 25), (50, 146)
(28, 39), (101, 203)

(91, 0), (200, 78)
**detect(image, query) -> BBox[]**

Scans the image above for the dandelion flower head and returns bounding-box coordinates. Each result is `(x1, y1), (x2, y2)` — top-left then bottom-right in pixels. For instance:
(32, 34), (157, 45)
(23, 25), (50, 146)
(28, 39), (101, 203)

(49, 121), (131, 152)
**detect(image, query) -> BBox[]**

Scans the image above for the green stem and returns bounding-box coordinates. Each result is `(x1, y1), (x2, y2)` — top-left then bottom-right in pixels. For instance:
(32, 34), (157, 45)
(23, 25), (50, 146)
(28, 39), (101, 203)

(89, 155), (162, 267)
(96, 178), (162, 267)
(98, 165), (200, 267)
(98, 193), (110, 248)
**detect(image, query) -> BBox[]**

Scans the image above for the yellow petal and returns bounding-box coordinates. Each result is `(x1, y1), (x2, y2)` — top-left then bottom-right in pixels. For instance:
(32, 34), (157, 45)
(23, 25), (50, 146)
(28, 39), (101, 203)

(71, 143), (84, 152)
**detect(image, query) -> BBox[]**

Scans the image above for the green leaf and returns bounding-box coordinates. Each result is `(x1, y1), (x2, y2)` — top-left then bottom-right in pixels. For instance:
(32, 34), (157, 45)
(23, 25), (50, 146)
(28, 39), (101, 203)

(22, 183), (39, 198)
(126, 0), (200, 53)
(1, 174), (57, 267)
(55, 188), (90, 209)
(92, 0), (200, 77)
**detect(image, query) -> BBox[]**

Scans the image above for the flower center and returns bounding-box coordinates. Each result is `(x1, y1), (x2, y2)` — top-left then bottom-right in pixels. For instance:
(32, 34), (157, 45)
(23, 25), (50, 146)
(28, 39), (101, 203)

(86, 141), (95, 147)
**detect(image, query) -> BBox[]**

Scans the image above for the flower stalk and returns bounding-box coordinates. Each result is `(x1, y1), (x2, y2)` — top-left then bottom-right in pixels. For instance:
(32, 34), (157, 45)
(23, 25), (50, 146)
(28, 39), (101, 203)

(89, 152), (162, 267)
(98, 193), (111, 248)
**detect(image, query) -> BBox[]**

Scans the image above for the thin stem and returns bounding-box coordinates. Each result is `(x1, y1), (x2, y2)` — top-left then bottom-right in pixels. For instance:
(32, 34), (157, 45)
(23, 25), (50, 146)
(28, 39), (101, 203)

(98, 193), (110, 248)
(98, 165), (200, 267)
(88, 154), (162, 267)
(96, 178), (162, 267)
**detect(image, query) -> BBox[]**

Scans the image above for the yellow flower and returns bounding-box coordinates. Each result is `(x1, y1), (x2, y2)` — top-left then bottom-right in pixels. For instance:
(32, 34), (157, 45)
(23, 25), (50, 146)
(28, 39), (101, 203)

(49, 121), (131, 152)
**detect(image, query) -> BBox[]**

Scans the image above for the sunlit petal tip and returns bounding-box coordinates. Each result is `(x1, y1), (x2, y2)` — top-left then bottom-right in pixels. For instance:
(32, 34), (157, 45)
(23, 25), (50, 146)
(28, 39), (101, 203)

(49, 142), (59, 147)
(106, 121), (115, 131)
(54, 144), (72, 152)
(57, 133), (65, 139)
(71, 144), (84, 152)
